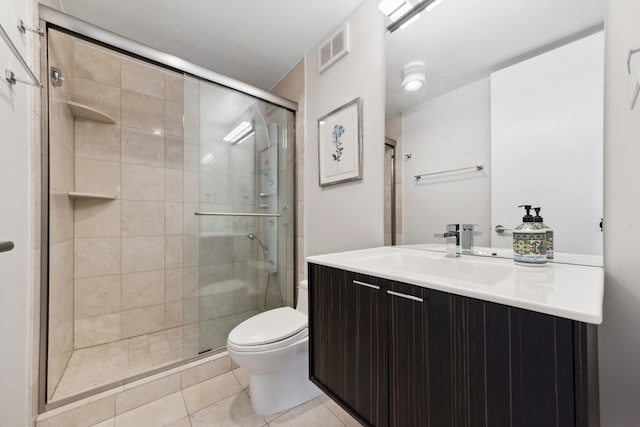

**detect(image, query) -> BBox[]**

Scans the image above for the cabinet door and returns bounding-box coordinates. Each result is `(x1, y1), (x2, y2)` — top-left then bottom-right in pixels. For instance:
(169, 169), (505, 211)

(388, 282), (481, 426)
(387, 281), (436, 426)
(389, 283), (578, 427)
(308, 264), (388, 427)
(452, 294), (576, 427)
(507, 307), (576, 426)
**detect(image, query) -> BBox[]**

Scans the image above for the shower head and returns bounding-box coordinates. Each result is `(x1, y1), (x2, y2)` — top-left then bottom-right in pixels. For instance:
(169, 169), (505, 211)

(247, 233), (269, 256)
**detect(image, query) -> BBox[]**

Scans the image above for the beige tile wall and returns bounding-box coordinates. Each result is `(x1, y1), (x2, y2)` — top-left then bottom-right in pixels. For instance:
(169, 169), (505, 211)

(68, 38), (188, 351)
(47, 30), (76, 401)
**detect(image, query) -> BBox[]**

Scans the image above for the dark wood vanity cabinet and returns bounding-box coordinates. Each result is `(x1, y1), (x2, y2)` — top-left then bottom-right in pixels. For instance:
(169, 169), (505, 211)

(308, 264), (388, 426)
(308, 263), (599, 427)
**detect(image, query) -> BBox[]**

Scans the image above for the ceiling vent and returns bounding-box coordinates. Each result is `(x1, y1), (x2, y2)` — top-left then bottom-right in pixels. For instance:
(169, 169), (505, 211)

(318, 23), (350, 74)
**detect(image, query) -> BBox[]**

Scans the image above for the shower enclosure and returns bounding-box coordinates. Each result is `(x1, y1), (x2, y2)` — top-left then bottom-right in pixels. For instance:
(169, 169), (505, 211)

(41, 17), (295, 408)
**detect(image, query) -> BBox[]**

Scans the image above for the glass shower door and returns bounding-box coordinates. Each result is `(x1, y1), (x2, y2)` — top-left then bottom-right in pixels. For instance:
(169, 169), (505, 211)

(183, 78), (294, 355)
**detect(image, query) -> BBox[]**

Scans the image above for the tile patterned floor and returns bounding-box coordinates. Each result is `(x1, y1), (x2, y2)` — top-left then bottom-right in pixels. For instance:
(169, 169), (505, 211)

(52, 328), (188, 401)
(87, 368), (362, 427)
(52, 310), (259, 402)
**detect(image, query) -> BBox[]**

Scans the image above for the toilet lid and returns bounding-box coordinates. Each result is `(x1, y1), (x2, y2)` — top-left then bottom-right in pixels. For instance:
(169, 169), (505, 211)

(228, 307), (307, 346)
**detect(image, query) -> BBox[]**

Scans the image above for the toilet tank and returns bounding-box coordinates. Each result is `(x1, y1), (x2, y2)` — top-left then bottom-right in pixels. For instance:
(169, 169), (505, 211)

(295, 280), (309, 315)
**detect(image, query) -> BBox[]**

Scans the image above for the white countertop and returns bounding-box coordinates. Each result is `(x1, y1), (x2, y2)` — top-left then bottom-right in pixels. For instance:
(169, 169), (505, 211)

(403, 243), (604, 267)
(306, 246), (604, 324)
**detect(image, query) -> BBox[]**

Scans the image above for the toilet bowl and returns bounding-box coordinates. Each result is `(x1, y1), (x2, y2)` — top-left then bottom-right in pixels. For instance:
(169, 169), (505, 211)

(227, 280), (321, 415)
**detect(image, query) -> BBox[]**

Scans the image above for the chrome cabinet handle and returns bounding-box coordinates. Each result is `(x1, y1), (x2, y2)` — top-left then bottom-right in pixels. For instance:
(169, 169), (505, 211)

(0, 241), (15, 253)
(352, 280), (380, 290)
(387, 290), (423, 303)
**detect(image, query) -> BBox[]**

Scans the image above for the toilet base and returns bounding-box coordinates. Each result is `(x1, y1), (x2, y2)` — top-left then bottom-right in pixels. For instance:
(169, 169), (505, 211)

(248, 358), (322, 415)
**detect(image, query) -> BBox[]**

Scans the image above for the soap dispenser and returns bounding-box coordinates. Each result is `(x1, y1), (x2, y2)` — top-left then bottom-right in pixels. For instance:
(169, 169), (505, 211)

(533, 207), (554, 260)
(513, 205), (547, 266)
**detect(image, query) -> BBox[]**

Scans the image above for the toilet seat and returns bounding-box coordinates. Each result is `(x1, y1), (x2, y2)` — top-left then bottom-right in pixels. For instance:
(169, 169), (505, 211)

(227, 307), (308, 353)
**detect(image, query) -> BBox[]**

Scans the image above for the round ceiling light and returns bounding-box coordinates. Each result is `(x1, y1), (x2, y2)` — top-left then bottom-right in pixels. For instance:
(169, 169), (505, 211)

(402, 61), (426, 91)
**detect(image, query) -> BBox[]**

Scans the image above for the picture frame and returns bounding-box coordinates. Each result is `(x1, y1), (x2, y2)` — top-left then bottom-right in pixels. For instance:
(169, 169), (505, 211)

(317, 97), (363, 187)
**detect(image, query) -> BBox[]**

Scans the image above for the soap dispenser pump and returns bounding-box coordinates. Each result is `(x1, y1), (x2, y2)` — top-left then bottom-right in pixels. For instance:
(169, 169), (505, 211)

(513, 205), (547, 266)
(533, 207), (554, 260)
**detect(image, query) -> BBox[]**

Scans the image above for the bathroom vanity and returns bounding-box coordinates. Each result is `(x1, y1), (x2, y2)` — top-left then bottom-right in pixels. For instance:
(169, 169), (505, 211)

(307, 247), (603, 427)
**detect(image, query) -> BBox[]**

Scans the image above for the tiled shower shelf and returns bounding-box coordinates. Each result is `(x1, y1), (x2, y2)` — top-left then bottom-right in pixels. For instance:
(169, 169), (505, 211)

(67, 192), (117, 200)
(67, 101), (117, 124)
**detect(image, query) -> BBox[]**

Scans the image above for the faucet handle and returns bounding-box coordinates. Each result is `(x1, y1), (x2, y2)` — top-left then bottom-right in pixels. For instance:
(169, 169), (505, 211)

(434, 223), (460, 238)
(462, 223), (482, 236)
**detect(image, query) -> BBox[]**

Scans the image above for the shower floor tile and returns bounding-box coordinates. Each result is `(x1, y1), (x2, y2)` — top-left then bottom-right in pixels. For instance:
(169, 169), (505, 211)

(51, 327), (185, 402)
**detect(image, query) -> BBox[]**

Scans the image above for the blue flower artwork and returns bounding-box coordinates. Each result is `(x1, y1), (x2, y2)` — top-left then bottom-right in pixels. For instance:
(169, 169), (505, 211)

(332, 124), (345, 164)
(318, 97), (362, 187)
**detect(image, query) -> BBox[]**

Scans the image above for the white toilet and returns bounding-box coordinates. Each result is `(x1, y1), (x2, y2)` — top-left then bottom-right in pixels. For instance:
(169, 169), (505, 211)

(227, 280), (322, 415)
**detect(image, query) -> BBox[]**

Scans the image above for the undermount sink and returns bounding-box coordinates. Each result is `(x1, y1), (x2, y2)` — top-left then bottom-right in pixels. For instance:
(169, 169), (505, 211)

(349, 251), (513, 286)
(306, 246), (604, 323)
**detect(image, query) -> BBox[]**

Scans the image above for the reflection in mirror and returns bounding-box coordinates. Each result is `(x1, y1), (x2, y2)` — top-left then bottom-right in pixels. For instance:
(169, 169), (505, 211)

(384, 0), (604, 265)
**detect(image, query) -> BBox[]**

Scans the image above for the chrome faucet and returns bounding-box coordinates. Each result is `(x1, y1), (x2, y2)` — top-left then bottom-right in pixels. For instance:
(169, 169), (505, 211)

(434, 224), (462, 257)
(461, 224), (481, 252)
(434, 224), (481, 257)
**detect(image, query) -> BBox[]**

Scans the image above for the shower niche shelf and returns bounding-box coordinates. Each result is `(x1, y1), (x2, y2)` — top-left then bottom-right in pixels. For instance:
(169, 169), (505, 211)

(67, 192), (117, 200)
(67, 101), (117, 124)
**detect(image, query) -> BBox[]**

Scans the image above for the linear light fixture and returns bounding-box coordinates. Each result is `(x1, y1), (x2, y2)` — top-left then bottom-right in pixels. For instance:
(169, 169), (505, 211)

(378, 0), (422, 30)
(383, 0), (445, 33)
(378, 0), (413, 23)
(233, 130), (256, 145)
(223, 120), (254, 144)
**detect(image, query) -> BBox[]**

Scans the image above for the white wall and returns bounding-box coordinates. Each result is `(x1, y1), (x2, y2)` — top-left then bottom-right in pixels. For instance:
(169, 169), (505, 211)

(304, 0), (385, 257)
(491, 32), (604, 255)
(402, 78), (491, 246)
(0, 0), (34, 424)
(600, 0), (640, 424)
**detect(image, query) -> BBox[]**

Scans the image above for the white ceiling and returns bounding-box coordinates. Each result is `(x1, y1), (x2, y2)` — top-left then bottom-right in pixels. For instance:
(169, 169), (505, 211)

(386, 0), (604, 116)
(60, 0), (364, 90)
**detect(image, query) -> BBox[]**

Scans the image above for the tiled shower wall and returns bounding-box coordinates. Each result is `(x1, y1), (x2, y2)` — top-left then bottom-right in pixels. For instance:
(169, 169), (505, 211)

(46, 29), (200, 399)
(47, 30), (76, 401)
(68, 37), (188, 347)
(45, 26), (297, 406)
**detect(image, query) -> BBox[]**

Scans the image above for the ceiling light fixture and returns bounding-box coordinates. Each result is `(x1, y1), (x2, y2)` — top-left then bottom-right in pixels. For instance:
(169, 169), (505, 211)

(223, 120), (254, 144)
(402, 61), (426, 91)
(383, 0), (446, 33)
(378, 0), (413, 22)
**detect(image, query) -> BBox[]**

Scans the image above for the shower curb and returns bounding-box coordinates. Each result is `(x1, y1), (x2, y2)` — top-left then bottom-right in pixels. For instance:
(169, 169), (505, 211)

(36, 351), (231, 426)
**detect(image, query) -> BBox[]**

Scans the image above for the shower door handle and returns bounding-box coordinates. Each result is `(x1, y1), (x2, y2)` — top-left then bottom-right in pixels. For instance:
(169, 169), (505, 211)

(282, 205), (289, 226)
(0, 241), (14, 253)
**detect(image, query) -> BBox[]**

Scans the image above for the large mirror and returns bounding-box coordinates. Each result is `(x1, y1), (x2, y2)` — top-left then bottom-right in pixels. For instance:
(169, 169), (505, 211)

(384, 0), (604, 265)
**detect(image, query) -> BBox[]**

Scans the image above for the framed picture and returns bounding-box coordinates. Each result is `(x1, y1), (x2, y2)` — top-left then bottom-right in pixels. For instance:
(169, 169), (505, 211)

(317, 97), (363, 187)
